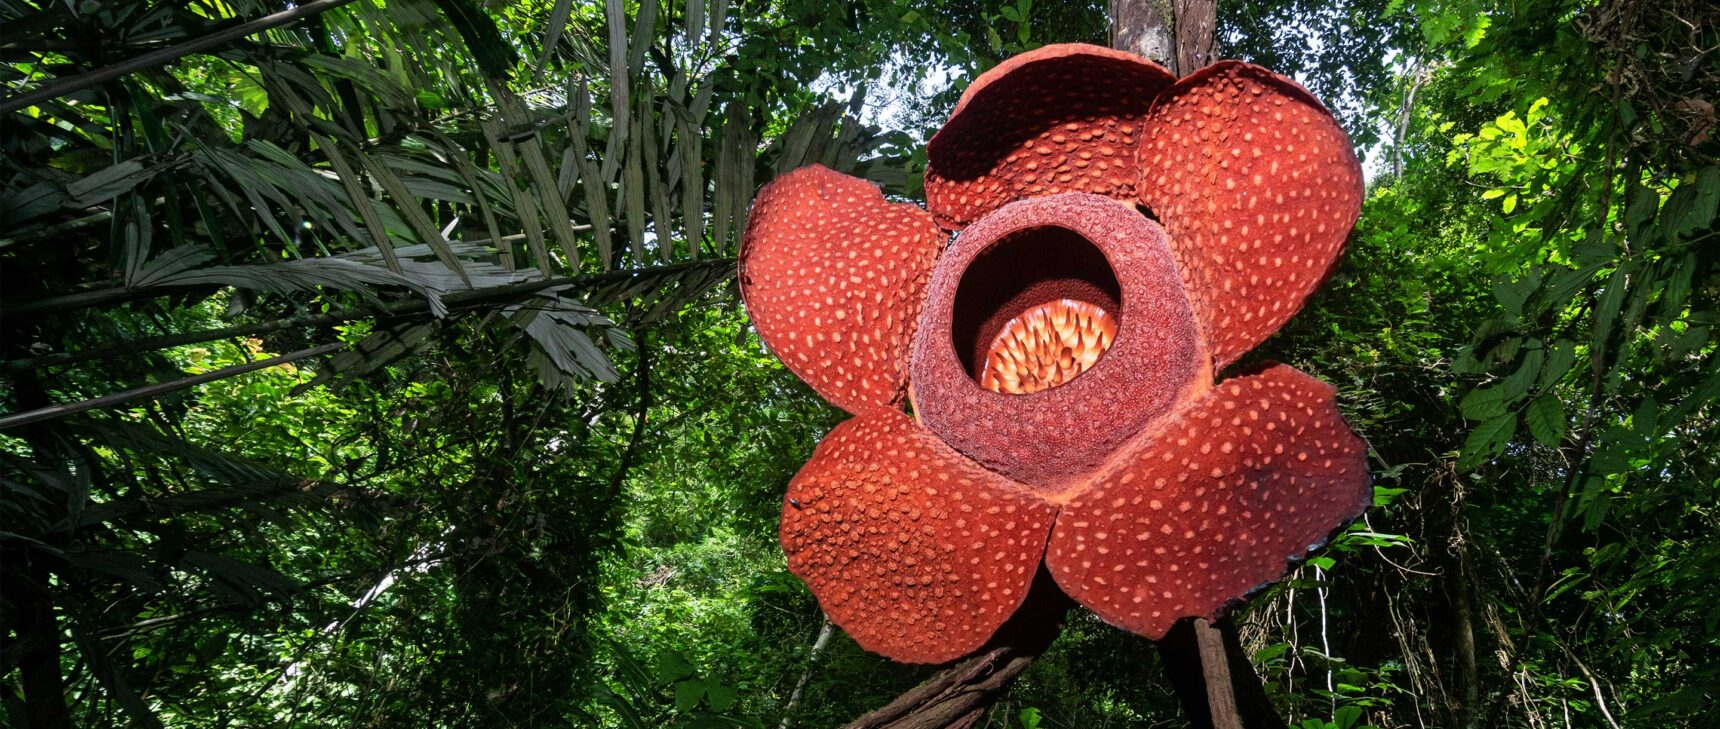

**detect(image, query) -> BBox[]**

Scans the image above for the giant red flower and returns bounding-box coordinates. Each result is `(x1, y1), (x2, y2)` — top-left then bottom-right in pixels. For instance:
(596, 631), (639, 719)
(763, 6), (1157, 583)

(738, 44), (1368, 664)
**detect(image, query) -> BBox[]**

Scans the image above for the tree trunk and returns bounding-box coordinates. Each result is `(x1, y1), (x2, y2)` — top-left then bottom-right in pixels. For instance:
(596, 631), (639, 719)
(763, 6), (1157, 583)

(1451, 559), (1480, 729)
(1110, 0), (1217, 75)
(2, 369), (73, 729)
(1110, 0), (1178, 73)
(9, 554), (71, 729)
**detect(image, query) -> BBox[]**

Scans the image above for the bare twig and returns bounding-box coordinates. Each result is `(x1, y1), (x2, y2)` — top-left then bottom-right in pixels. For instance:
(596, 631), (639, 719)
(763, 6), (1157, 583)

(0, 342), (345, 431)
(779, 615), (835, 729)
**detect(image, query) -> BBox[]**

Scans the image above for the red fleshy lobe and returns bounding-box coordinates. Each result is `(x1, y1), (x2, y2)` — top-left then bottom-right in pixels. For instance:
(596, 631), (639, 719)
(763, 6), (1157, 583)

(911, 193), (1207, 493)
(779, 410), (1055, 664)
(925, 44), (1175, 230)
(1136, 61), (1364, 370)
(739, 165), (945, 414)
(1044, 364), (1369, 639)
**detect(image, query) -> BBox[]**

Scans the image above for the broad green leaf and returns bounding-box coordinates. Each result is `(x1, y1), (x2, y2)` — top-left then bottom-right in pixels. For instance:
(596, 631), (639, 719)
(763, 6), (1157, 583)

(674, 677), (706, 711)
(1671, 166), (1719, 237)
(356, 151), (470, 286)
(678, 113), (705, 254)
(1487, 335), (1523, 368)
(622, 75), (650, 265)
(67, 159), (152, 208)
(1592, 263), (1630, 357)
(1539, 339), (1578, 389)
(1334, 705), (1364, 729)
(567, 77), (615, 264)
(427, 0), (518, 79)
(684, 0), (705, 45)
(641, 93), (676, 263)
(312, 132), (401, 274)
(705, 682), (737, 711)
(1255, 643), (1291, 663)
(1460, 414), (1517, 469)
(603, 0), (631, 174)
(708, 0), (728, 44)
(479, 117), (554, 275)
(655, 650), (695, 683)
(627, 0), (657, 78)
(1018, 707), (1042, 729)
(72, 626), (164, 729)
(1524, 394), (1566, 447)
(1491, 272), (1538, 316)
(1660, 252), (1696, 317)
(1460, 385), (1511, 420)
(492, 85), (585, 270)
(1632, 397), (1660, 438)
(1624, 182), (1658, 237)
(1503, 346), (1544, 397)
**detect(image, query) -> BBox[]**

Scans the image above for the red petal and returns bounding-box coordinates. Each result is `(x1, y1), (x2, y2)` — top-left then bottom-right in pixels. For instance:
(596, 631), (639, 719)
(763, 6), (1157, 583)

(1137, 62), (1364, 369)
(1045, 364), (1368, 640)
(780, 411), (1056, 663)
(926, 44), (1175, 230)
(740, 165), (945, 414)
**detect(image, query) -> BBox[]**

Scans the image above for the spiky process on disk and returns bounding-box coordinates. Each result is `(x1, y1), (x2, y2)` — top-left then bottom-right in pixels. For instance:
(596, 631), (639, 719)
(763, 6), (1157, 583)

(739, 43), (1369, 664)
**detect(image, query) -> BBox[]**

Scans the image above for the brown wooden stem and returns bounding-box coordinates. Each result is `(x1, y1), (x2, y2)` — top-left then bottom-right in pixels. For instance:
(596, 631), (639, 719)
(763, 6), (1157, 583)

(1157, 616), (1287, 729)
(843, 572), (1072, 729)
(1196, 619), (1243, 728)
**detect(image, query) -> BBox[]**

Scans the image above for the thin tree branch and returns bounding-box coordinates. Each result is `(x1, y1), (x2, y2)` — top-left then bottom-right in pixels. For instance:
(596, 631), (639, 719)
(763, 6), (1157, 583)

(0, 342), (345, 432)
(779, 615), (835, 729)
(606, 328), (652, 502)
(2, 311), (359, 373)
(3, 254), (728, 323)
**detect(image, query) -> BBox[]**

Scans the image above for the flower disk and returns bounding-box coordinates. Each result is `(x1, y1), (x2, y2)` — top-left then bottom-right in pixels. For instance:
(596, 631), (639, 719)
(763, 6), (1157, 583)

(779, 411), (1056, 664)
(979, 299), (1118, 395)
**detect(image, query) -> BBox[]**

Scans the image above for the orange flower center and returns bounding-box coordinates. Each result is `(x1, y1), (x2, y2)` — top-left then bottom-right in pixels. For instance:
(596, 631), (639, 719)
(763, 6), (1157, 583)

(978, 298), (1118, 395)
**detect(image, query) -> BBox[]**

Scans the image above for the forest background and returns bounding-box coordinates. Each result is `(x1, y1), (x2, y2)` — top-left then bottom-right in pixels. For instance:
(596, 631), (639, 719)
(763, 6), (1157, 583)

(1, 0), (1715, 727)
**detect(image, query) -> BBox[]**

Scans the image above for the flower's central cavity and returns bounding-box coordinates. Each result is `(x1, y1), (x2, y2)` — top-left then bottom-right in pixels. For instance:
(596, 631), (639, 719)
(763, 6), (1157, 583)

(914, 193), (1200, 490)
(979, 299), (1117, 394)
(951, 225), (1122, 393)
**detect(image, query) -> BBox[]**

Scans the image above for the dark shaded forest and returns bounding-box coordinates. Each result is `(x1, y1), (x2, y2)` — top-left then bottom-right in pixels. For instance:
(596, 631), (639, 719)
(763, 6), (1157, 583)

(1, 0), (1715, 727)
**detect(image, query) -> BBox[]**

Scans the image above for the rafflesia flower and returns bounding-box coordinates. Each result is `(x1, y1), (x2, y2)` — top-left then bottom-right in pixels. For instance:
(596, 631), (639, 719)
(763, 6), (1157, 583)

(738, 44), (1369, 664)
